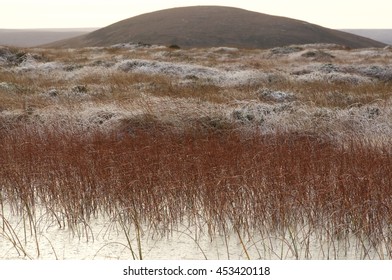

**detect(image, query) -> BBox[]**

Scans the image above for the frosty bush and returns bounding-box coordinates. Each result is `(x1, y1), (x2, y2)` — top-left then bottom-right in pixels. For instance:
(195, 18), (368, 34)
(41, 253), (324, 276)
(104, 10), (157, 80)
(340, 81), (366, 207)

(257, 88), (296, 102)
(358, 65), (392, 81)
(117, 59), (220, 79)
(270, 46), (303, 55)
(117, 59), (267, 86)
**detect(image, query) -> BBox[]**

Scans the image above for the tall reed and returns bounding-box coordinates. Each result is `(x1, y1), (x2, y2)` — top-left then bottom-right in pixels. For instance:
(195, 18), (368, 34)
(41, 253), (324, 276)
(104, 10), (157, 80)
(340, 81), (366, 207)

(0, 122), (391, 259)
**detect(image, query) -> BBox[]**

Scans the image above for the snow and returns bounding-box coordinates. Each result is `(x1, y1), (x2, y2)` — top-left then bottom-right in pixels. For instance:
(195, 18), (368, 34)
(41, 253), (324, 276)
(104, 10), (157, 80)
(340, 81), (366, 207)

(1, 205), (387, 260)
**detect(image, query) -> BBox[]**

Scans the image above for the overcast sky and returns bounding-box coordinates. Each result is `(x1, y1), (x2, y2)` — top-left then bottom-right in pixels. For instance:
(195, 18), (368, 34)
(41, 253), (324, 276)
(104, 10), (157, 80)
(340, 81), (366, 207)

(1, 0), (391, 29)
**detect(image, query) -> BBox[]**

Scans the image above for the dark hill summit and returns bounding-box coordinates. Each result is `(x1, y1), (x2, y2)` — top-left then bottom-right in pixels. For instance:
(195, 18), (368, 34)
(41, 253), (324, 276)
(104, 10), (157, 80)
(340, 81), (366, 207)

(44, 6), (385, 49)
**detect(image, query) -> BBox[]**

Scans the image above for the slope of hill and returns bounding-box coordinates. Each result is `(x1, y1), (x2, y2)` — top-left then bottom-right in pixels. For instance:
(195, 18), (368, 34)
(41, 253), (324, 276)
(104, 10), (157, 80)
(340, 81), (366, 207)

(44, 6), (385, 49)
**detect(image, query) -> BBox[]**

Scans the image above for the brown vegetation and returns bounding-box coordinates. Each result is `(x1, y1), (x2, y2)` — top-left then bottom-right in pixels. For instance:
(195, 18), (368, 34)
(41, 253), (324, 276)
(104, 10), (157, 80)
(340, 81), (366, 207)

(1, 124), (392, 259)
(1, 43), (392, 259)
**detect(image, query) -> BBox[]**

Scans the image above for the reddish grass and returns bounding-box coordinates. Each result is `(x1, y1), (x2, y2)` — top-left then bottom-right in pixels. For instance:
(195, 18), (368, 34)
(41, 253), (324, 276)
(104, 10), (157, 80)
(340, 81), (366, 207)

(0, 124), (391, 258)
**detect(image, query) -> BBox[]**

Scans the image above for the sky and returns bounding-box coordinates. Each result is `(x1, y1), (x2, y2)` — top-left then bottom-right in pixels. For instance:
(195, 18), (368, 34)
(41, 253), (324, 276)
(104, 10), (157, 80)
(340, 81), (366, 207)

(1, 0), (391, 29)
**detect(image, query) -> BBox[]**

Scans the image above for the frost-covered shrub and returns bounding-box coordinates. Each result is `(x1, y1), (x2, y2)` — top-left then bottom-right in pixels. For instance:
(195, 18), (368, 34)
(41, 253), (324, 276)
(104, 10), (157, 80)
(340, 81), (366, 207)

(0, 47), (13, 65)
(293, 71), (371, 84)
(232, 102), (294, 125)
(358, 65), (392, 81)
(301, 50), (335, 61)
(117, 59), (220, 78)
(325, 73), (371, 84)
(0, 47), (36, 66)
(117, 59), (268, 86)
(270, 46), (303, 55)
(301, 43), (347, 50)
(72, 85), (88, 93)
(319, 63), (340, 73)
(46, 88), (59, 97)
(232, 103), (271, 124)
(257, 88), (296, 102)
(17, 56), (63, 72)
(210, 47), (239, 53)
(363, 106), (381, 120)
(64, 64), (84, 72)
(0, 82), (17, 91)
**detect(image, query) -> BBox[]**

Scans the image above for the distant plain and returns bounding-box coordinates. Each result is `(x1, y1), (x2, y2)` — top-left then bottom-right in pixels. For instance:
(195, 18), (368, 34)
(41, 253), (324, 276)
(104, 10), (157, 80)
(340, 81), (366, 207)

(0, 28), (97, 47)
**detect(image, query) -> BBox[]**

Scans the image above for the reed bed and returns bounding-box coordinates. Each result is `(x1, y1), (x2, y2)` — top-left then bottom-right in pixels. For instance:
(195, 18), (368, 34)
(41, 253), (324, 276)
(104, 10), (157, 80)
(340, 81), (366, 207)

(1, 123), (391, 259)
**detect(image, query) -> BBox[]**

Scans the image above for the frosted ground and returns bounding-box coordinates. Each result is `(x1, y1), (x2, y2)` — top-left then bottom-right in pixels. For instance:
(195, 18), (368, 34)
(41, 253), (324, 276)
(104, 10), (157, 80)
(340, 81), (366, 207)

(1, 43), (392, 259)
(1, 43), (392, 142)
(0, 44), (392, 139)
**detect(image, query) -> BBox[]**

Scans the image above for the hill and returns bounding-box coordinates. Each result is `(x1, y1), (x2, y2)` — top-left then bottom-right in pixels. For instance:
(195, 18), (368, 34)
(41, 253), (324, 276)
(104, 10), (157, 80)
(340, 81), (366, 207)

(44, 6), (386, 49)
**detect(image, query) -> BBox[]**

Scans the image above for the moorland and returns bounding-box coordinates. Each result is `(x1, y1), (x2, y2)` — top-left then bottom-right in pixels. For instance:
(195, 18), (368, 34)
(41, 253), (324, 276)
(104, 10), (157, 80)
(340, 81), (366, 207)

(1, 42), (392, 259)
